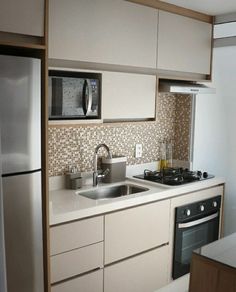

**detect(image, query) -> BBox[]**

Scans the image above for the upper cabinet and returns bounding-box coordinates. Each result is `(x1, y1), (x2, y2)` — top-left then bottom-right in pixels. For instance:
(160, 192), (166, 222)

(157, 11), (212, 75)
(102, 72), (156, 120)
(49, 0), (158, 68)
(0, 0), (44, 37)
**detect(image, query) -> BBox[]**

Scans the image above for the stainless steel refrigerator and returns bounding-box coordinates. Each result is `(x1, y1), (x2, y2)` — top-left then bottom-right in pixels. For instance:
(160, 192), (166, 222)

(0, 55), (44, 292)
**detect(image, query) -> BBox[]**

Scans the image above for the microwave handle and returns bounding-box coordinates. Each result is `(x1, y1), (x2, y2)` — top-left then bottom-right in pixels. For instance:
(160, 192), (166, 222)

(178, 212), (219, 229)
(82, 79), (93, 116)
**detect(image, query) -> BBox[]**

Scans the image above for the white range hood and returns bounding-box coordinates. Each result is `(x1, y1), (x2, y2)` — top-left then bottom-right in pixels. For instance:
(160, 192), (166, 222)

(159, 80), (216, 94)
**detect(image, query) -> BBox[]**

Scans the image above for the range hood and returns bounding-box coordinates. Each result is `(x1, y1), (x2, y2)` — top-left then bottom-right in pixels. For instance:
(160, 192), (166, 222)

(159, 80), (216, 94)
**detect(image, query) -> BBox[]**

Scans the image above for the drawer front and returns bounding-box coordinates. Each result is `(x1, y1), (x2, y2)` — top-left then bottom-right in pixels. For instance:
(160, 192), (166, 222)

(105, 200), (170, 264)
(51, 269), (103, 292)
(51, 242), (103, 283)
(104, 245), (169, 292)
(50, 216), (103, 255)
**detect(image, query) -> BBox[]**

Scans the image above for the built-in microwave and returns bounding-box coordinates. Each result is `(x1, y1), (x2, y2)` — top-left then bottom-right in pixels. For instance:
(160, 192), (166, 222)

(48, 70), (101, 120)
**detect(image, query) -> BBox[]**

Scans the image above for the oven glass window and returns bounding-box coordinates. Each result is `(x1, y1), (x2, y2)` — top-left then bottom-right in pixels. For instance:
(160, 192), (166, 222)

(173, 215), (219, 279)
(180, 220), (217, 264)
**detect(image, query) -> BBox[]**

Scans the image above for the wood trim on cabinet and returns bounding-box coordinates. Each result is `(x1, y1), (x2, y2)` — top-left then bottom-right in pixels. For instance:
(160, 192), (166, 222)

(0, 31), (46, 49)
(126, 0), (213, 23)
(43, 0), (49, 47)
(206, 23), (214, 81)
(41, 1), (50, 291)
(219, 184), (225, 237)
(40, 48), (50, 292)
(48, 120), (158, 128)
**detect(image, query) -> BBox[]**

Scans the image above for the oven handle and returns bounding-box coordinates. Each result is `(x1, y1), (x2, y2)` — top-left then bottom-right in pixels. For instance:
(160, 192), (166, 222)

(178, 212), (219, 229)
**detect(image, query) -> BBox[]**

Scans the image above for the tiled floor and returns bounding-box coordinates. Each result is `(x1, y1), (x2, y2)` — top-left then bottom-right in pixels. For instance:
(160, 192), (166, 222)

(156, 275), (189, 292)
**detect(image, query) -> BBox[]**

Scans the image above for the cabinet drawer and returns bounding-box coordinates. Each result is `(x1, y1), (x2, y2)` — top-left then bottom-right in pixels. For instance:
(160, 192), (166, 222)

(104, 245), (169, 292)
(50, 216), (103, 255)
(105, 200), (170, 264)
(51, 242), (103, 283)
(51, 269), (103, 292)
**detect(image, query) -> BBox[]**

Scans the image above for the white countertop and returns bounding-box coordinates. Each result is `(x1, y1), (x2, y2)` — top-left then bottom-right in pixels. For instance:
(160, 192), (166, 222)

(49, 176), (225, 226)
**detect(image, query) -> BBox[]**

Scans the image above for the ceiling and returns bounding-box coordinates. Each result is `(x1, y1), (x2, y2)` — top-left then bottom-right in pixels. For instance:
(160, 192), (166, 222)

(162, 0), (236, 16)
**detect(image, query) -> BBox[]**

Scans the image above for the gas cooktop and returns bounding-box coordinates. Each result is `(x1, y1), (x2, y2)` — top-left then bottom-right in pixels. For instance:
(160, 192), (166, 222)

(133, 168), (214, 186)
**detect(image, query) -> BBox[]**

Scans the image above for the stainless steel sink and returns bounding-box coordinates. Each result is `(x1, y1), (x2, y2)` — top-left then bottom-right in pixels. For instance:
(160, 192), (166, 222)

(79, 184), (149, 200)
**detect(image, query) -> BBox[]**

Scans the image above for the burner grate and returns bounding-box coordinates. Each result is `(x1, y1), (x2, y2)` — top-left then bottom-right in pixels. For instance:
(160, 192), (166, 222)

(135, 168), (213, 186)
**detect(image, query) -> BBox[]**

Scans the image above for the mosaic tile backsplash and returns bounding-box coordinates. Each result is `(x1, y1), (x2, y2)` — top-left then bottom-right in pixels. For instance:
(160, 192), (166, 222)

(48, 93), (192, 176)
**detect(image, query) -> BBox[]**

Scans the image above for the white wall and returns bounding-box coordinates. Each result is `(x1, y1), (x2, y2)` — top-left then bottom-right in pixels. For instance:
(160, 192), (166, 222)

(193, 46), (236, 235)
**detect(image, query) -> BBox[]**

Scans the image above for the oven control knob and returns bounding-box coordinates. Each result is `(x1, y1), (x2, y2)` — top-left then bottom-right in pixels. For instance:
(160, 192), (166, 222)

(184, 209), (191, 217)
(213, 201), (218, 208)
(199, 204), (205, 212)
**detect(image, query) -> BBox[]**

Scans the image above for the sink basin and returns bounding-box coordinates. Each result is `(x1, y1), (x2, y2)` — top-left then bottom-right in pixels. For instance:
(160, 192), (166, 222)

(79, 184), (149, 200)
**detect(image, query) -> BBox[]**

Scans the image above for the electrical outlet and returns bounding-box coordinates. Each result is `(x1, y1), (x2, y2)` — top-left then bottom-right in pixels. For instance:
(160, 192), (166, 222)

(135, 144), (143, 158)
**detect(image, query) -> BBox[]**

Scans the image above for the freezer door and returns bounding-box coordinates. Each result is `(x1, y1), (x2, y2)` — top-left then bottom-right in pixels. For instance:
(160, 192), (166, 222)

(2, 171), (44, 292)
(0, 55), (41, 174)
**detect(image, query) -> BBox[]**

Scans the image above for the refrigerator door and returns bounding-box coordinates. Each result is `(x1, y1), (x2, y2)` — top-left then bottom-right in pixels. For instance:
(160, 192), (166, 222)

(0, 55), (41, 175)
(2, 171), (44, 292)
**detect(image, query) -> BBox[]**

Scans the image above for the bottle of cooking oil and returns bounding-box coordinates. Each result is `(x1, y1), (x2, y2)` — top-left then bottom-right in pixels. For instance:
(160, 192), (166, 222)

(166, 142), (173, 168)
(160, 141), (167, 170)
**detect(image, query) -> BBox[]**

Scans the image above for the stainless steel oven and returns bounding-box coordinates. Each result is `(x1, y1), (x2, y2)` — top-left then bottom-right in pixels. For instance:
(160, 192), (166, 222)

(173, 195), (221, 279)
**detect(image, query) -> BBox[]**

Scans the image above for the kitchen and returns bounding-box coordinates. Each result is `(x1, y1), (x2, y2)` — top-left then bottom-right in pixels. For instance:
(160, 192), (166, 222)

(0, 0), (236, 292)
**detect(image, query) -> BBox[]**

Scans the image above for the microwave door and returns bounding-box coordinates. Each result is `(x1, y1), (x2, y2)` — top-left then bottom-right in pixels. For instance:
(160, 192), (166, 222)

(82, 79), (93, 116)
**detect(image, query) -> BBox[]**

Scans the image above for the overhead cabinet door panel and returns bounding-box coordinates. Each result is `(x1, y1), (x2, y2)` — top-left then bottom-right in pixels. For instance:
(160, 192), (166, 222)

(49, 0), (158, 68)
(0, 0), (44, 36)
(157, 11), (212, 75)
(102, 72), (156, 120)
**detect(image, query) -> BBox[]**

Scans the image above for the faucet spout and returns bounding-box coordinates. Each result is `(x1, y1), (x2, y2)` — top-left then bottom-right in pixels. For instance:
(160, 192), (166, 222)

(93, 143), (112, 186)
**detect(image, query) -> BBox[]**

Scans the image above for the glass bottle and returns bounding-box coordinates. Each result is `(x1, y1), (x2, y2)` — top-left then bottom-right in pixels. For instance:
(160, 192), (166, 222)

(160, 141), (167, 170)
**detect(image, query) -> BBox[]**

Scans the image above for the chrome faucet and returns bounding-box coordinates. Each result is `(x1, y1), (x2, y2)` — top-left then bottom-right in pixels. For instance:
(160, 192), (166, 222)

(93, 143), (112, 186)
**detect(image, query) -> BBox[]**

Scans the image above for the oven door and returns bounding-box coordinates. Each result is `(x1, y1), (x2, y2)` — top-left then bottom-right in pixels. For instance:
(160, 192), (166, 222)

(173, 211), (220, 279)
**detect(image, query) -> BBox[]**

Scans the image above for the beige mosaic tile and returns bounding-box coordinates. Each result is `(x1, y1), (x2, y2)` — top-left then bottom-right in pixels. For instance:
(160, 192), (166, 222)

(48, 93), (192, 176)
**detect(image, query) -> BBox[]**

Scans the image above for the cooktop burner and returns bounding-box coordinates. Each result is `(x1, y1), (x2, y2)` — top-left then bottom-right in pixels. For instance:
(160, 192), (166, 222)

(134, 168), (214, 186)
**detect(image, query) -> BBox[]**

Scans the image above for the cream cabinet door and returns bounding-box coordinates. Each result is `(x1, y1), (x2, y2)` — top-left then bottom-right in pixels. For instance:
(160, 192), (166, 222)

(49, 0), (158, 68)
(0, 0), (44, 36)
(105, 200), (170, 264)
(104, 245), (169, 292)
(51, 269), (103, 292)
(157, 11), (212, 74)
(51, 242), (103, 283)
(102, 72), (156, 120)
(50, 216), (103, 255)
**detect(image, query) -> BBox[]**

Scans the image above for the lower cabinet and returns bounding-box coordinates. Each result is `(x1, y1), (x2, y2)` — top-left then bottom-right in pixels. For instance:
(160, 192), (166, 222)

(104, 245), (169, 292)
(51, 269), (103, 292)
(51, 242), (103, 283)
(105, 199), (170, 264)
